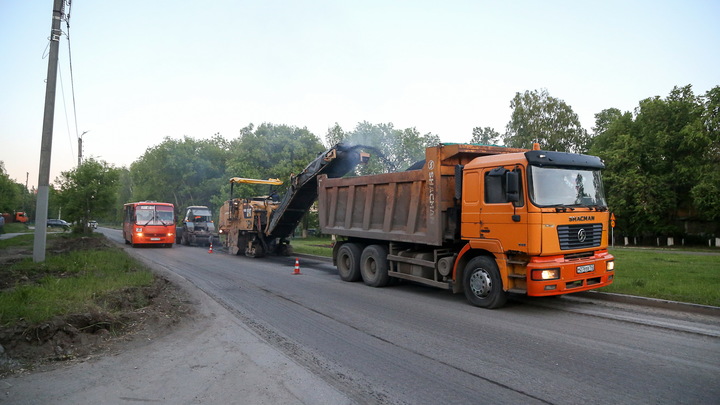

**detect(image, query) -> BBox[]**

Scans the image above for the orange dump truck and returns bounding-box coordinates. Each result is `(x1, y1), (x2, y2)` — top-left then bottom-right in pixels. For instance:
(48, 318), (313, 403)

(1, 212), (28, 223)
(318, 143), (614, 308)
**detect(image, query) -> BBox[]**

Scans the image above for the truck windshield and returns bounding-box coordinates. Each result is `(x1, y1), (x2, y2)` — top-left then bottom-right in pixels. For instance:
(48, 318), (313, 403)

(137, 205), (174, 225)
(529, 166), (607, 208)
(190, 209), (212, 221)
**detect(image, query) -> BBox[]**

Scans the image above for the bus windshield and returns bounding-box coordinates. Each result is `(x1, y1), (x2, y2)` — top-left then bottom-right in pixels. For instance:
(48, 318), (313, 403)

(529, 166), (607, 208)
(136, 205), (174, 226)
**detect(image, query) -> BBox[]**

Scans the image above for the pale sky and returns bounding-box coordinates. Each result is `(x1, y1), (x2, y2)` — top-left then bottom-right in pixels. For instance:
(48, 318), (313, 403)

(1, 0), (718, 189)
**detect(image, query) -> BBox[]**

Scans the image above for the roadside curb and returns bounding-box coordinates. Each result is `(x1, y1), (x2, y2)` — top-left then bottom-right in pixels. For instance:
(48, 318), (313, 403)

(572, 291), (720, 316)
(295, 253), (719, 316)
(295, 253), (332, 263)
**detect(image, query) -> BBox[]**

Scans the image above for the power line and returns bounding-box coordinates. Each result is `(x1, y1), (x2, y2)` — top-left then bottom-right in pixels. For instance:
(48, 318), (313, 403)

(64, 0), (80, 148)
(58, 66), (76, 161)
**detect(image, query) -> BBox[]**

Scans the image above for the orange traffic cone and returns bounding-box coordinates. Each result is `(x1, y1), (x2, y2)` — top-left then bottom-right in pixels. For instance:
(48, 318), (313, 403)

(208, 241), (213, 253)
(293, 258), (301, 275)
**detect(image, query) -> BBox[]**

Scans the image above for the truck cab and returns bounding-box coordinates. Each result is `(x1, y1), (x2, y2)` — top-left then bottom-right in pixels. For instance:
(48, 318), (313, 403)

(459, 149), (614, 302)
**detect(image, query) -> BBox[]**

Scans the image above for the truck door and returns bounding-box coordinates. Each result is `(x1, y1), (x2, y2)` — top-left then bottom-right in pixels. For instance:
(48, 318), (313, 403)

(480, 166), (528, 253)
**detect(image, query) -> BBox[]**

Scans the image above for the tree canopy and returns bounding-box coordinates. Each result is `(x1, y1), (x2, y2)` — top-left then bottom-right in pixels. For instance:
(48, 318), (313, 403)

(502, 89), (589, 153)
(55, 158), (120, 232)
(326, 121), (440, 174)
(589, 85), (720, 236)
(130, 135), (229, 210)
(0, 162), (23, 213)
(470, 126), (501, 145)
(218, 123), (326, 204)
(0, 162), (34, 219)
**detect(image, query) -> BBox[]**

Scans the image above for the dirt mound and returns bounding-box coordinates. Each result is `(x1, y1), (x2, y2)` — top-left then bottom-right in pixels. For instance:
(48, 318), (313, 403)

(0, 234), (194, 377)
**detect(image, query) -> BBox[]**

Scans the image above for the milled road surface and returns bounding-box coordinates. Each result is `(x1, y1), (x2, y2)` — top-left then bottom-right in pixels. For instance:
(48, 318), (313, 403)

(2, 228), (719, 404)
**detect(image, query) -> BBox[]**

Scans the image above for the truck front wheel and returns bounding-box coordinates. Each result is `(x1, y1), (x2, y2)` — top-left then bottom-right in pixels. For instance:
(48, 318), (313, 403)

(337, 243), (362, 282)
(360, 245), (390, 287)
(463, 257), (507, 309)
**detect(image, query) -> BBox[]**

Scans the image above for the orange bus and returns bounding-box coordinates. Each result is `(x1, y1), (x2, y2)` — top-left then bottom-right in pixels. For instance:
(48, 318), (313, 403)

(123, 201), (175, 247)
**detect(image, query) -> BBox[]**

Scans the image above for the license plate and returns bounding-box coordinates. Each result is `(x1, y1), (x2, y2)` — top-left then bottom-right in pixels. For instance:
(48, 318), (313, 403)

(577, 264), (594, 274)
(151, 237), (160, 241)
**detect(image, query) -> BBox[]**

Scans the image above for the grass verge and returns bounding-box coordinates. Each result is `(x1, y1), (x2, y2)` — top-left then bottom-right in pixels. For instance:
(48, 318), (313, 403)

(600, 248), (720, 306)
(1, 222), (31, 234)
(0, 233), (34, 249)
(291, 236), (334, 257)
(0, 234), (154, 326)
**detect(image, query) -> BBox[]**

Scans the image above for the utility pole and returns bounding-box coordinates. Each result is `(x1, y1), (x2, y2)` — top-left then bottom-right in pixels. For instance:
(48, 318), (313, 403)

(78, 130), (89, 166)
(23, 172), (28, 212)
(33, 0), (65, 262)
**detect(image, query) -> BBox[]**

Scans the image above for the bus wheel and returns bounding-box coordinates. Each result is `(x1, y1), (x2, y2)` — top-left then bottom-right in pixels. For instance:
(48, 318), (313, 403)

(463, 257), (507, 309)
(360, 244), (390, 287)
(337, 243), (362, 282)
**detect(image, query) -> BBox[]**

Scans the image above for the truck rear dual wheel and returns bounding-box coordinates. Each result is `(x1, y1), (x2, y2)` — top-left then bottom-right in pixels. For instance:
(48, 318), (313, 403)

(337, 243), (362, 282)
(360, 244), (390, 287)
(463, 256), (507, 309)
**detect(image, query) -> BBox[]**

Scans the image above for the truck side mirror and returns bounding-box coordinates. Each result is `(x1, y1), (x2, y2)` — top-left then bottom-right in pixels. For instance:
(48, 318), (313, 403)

(505, 171), (520, 203)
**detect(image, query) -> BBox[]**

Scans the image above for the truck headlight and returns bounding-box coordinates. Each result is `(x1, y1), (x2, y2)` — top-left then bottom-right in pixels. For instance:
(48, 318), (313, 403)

(532, 268), (560, 281)
(607, 260), (615, 271)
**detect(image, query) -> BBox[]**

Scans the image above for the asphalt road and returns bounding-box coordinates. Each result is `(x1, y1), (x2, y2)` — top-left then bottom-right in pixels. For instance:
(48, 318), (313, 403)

(5, 228), (720, 404)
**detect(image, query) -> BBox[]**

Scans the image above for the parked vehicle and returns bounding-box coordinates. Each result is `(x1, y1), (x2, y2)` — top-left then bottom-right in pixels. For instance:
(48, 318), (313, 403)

(47, 219), (70, 230)
(88, 220), (98, 229)
(318, 143), (615, 308)
(1, 212), (29, 223)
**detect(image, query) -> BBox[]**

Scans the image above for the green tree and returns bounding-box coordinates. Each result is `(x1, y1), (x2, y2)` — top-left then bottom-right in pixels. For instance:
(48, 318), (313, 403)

(326, 121), (440, 175)
(55, 158), (120, 233)
(590, 85), (720, 238)
(131, 134), (230, 214)
(114, 168), (133, 223)
(504, 89), (589, 153)
(325, 122), (346, 146)
(218, 123), (326, 205)
(470, 126), (501, 145)
(0, 162), (23, 213)
(690, 86), (720, 222)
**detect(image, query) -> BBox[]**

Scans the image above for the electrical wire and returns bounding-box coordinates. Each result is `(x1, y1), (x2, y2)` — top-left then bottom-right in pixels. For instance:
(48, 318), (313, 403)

(63, 0), (82, 163)
(59, 66), (76, 161)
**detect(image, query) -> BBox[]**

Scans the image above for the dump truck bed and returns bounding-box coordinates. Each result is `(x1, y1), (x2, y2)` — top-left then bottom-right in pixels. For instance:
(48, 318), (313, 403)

(318, 144), (526, 246)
